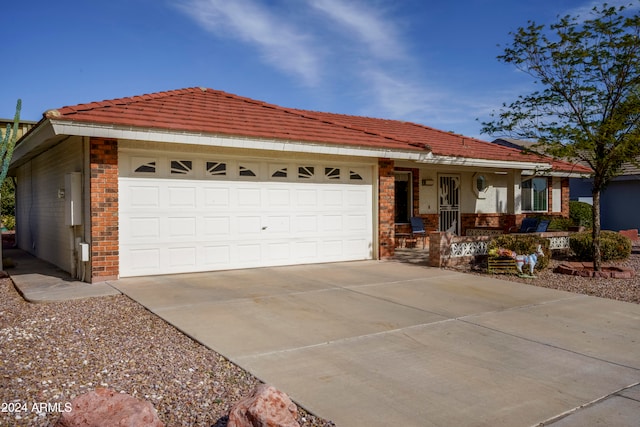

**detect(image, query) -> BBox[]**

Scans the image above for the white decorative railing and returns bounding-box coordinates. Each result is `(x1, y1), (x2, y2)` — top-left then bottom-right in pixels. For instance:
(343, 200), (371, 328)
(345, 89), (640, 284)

(447, 233), (571, 258)
(548, 235), (571, 250)
(450, 240), (489, 257)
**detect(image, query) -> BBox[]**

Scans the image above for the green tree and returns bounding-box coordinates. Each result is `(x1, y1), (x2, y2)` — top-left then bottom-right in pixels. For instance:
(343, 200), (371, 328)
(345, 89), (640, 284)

(1, 99), (21, 268)
(482, 4), (640, 271)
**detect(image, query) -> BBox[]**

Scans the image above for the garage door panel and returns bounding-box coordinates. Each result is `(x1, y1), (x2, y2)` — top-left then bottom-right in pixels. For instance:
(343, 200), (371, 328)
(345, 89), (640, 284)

(204, 217), (231, 235)
(237, 188), (261, 206)
(322, 189), (343, 206)
(128, 248), (161, 273)
(295, 241), (318, 259)
(295, 215), (318, 233)
(168, 247), (197, 268)
(168, 186), (196, 208)
(265, 216), (290, 233)
(119, 167), (373, 277)
(127, 186), (160, 208)
(267, 242), (291, 261)
(296, 189), (318, 206)
(346, 214), (368, 231)
(237, 216), (262, 234)
(129, 217), (160, 239)
(322, 215), (343, 231)
(267, 188), (291, 206)
(203, 245), (231, 266)
(238, 244), (262, 263)
(204, 187), (229, 207)
(168, 217), (197, 238)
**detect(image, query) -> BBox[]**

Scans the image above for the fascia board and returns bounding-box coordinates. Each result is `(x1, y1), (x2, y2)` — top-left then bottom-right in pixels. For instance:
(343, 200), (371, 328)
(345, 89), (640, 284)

(418, 154), (551, 171)
(49, 120), (429, 161)
(9, 120), (57, 170)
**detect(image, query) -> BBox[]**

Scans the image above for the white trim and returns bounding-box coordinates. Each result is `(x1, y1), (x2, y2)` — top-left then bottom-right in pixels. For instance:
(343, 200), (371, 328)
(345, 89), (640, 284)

(49, 120), (428, 161)
(418, 154), (550, 171)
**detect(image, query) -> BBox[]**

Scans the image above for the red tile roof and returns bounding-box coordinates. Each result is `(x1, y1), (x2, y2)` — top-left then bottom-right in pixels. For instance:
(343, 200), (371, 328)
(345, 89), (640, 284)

(44, 87), (591, 173)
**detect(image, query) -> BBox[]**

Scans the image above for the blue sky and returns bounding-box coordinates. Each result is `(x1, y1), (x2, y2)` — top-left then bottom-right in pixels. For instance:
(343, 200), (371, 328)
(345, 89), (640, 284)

(2, 0), (637, 139)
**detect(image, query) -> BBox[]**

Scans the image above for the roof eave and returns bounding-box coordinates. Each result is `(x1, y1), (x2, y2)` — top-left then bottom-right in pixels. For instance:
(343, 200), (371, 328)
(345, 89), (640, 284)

(48, 120), (430, 161)
(9, 119), (58, 172)
(417, 154), (551, 171)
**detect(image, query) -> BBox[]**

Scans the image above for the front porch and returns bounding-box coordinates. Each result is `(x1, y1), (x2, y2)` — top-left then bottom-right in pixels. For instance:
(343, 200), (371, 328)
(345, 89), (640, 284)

(391, 231), (572, 269)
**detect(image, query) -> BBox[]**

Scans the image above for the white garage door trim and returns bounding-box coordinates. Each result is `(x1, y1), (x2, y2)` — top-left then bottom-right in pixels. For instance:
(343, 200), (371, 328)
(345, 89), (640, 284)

(119, 154), (374, 277)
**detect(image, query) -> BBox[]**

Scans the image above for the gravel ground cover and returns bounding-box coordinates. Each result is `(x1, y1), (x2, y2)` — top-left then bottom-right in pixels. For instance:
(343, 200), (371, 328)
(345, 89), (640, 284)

(457, 242), (640, 304)
(2, 244), (637, 426)
(0, 279), (335, 427)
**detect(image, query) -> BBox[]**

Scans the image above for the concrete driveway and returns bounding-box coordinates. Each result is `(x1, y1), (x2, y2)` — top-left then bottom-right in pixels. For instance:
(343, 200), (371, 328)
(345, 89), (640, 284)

(111, 261), (640, 427)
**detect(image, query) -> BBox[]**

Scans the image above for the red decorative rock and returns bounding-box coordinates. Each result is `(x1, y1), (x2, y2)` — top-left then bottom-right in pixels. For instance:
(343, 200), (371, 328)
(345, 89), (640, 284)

(619, 229), (639, 241)
(55, 388), (164, 427)
(228, 384), (300, 427)
(554, 262), (635, 279)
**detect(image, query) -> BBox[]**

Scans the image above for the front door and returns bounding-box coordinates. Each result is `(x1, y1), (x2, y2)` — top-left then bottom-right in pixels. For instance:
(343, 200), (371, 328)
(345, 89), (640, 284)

(439, 175), (460, 234)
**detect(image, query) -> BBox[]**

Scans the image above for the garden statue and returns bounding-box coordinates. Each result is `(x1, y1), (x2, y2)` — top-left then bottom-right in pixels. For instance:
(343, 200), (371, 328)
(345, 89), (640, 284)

(490, 244), (544, 277)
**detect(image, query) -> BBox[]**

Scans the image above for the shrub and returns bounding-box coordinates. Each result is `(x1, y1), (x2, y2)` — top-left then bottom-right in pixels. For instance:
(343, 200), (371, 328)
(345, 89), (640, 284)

(569, 201), (593, 229)
(547, 217), (573, 231)
(569, 231), (631, 262)
(488, 234), (550, 270)
(1, 215), (15, 231)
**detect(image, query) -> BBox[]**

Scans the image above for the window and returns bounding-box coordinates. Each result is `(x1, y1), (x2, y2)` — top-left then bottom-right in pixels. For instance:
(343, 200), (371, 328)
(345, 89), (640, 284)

(239, 165), (256, 177)
(206, 161), (227, 176)
(298, 166), (315, 179)
(394, 172), (411, 223)
(271, 167), (288, 178)
(134, 161), (156, 173)
(171, 160), (193, 175)
(325, 167), (340, 180)
(522, 177), (548, 212)
(350, 170), (363, 181)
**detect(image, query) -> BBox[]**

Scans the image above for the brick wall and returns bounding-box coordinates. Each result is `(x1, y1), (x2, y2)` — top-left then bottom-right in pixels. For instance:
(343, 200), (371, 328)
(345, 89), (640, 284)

(561, 177), (570, 218)
(378, 159), (395, 258)
(90, 138), (119, 282)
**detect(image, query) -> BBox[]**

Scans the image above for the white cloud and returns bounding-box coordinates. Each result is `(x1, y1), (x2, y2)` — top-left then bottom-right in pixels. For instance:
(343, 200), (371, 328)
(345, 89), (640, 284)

(308, 0), (405, 60)
(176, 0), (322, 85)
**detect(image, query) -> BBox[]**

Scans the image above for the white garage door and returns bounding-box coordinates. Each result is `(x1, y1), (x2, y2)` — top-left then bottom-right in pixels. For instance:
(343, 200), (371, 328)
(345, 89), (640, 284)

(119, 155), (374, 277)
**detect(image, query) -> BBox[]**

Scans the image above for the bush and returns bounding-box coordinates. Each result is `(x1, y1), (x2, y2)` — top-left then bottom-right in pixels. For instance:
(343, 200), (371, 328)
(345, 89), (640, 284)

(569, 231), (631, 262)
(547, 217), (573, 231)
(569, 201), (593, 229)
(1, 215), (15, 231)
(488, 234), (550, 270)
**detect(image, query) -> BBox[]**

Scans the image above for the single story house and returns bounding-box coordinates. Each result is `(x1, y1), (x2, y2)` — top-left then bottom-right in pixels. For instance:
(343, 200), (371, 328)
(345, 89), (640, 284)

(9, 87), (590, 282)
(493, 138), (637, 231)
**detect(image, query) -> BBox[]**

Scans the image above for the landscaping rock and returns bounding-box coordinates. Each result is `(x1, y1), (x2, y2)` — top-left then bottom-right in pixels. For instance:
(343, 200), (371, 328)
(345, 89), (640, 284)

(55, 388), (164, 427)
(228, 384), (300, 427)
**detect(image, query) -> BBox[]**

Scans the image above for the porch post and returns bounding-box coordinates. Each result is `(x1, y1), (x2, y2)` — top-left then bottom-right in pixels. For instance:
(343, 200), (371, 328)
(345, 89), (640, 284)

(505, 170), (522, 230)
(89, 137), (119, 282)
(378, 158), (395, 259)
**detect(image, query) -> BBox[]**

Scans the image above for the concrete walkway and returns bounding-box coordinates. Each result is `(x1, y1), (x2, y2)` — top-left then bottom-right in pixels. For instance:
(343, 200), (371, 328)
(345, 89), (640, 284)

(5, 248), (119, 302)
(8, 249), (640, 426)
(108, 260), (640, 427)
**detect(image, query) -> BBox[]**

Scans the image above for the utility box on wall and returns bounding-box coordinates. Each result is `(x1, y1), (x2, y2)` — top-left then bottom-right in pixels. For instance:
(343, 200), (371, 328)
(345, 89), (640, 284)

(65, 172), (82, 226)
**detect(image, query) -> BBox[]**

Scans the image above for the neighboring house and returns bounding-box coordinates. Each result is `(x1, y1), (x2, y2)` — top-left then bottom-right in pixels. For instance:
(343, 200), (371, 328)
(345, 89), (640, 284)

(494, 138), (638, 231)
(0, 118), (37, 141)
(10, 88), (590, 282)
(570, 159), (640, 231)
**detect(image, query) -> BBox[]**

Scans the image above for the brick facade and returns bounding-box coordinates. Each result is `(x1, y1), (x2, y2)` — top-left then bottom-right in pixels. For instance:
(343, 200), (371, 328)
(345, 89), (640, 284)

(378, 159), (395, 259)
(89, 138), (119, 282)
(561, 177), (570, 218)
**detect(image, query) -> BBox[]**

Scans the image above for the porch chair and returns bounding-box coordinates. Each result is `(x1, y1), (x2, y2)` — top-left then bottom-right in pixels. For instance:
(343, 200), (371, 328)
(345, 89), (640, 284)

(509, 217), (539, 233)
(410, 217), (427, 249)
(535, 219), (550, 233)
